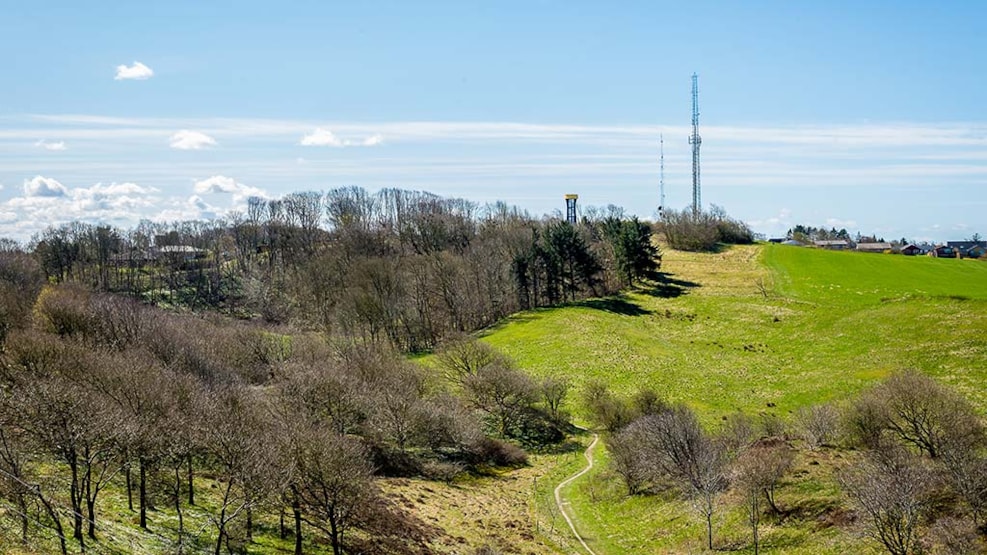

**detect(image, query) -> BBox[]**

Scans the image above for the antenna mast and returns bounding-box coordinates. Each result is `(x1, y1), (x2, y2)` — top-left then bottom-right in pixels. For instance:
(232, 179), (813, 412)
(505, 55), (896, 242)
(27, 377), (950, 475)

(658, 134), (665, 218)
(689, 73), (702, 214)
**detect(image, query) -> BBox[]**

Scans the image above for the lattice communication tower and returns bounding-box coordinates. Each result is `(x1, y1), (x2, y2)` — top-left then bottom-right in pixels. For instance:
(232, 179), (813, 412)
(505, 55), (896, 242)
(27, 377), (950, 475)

(689, 73), (702, 214)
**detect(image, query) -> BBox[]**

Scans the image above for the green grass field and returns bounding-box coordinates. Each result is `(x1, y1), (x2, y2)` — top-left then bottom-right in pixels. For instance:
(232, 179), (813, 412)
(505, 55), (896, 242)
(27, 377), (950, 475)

(479, 243), (987, 554)
(482, 244), (987, 419)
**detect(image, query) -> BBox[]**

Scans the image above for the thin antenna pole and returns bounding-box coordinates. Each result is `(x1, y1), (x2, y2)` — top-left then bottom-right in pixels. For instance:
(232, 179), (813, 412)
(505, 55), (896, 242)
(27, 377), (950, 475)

(689, 73), (702, 214)
(659, 134), (665, 218)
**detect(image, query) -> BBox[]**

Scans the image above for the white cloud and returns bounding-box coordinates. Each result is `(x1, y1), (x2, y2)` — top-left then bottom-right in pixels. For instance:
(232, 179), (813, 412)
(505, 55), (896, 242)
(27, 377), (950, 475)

(0, 175), (270, 241)
(34, 139), (67, 151)
(194, 175), (245, 195)
(300, 128), (344, 147)
(169, 130), (217, 150)
(299, 128), (384, 147)
(192, 175), (268, 209)
(24, 176), (68, 197)
(114, 61), (154, 81)
(67, 182), (159, 215)
(1, 180), (162, 240)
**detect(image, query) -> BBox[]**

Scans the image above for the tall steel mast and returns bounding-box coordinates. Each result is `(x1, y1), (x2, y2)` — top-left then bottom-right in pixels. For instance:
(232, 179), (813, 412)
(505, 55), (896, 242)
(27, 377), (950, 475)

(689, 73), (702, 214)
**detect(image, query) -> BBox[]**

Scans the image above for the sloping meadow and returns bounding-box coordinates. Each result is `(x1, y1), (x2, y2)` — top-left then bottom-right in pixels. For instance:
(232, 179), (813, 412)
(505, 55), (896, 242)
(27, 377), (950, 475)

(476, 243), (987, 553)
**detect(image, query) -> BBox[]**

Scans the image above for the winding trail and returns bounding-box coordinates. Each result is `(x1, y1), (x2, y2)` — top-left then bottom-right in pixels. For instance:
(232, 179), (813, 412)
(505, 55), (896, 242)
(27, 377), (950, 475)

(553, 431), (600, 555)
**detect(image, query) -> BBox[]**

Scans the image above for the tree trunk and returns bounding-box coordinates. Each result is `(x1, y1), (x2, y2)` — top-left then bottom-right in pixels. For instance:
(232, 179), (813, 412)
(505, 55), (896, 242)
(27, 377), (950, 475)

(186, 454), (195, 506)
(764, 486), (781, 515)
(83, 452), (96, 540)
(125, 462), (134, 511)
(214, 507), (226, 555)
(17, 492), (27, 543)
(292, 488), (303, 555)
(751, 495), (760, 555)
(38, 489), (67, 555)
(139, 458), (148, 529)
(86, 495), (96, 539)
(68, 455), (85, 550)
(174, 466), (184, 554)
(330, 513), (342, 555)
(246, 506), (253, 542)
(214, 481), (234, 555)
(279, 504), (287, 540)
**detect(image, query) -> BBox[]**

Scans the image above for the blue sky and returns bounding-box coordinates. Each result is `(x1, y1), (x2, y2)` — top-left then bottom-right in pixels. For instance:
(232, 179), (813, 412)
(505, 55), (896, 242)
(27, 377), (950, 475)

(1, 1), (986, 242)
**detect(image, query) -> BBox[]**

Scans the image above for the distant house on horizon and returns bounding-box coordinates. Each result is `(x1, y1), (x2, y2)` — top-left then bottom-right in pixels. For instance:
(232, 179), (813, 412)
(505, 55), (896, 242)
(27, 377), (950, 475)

(965, 245), (987, 259)
(900, 244), (922, 256)
(814, 239), (851, 250)
(947, 241), (987, 258)
(856, 242), (892, 253)
(929, 245), (958, 258)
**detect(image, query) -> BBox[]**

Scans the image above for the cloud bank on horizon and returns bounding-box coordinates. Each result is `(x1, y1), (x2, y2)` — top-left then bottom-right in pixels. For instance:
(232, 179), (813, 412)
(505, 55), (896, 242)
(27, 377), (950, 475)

(299, 128), (385, 148)
(1, 113), (985, 244)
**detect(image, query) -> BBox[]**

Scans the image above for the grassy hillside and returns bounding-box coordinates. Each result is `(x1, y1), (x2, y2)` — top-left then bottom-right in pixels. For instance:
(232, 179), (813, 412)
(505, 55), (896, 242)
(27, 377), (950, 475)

(481, 244), (987, 419)
(477, 243), (987, 554)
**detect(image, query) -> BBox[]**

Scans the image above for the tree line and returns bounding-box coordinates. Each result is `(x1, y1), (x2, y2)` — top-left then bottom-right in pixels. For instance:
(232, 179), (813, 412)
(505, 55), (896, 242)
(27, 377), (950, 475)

(27, 188), (660, 352)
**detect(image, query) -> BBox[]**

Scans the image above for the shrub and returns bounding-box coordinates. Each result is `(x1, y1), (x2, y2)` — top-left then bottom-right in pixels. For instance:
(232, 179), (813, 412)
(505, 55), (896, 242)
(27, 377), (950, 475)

(659, 205), (753, 252)
(467, 437), (528, 467)
(659, 209), (720, 251)
(420, 459), (465, 483)
(366, 441), (422, 477)
(582, 380), (633, 432)
(847, 371), (984, 459)
(513, 407), (566, 449)
(794, 403), (840, 449)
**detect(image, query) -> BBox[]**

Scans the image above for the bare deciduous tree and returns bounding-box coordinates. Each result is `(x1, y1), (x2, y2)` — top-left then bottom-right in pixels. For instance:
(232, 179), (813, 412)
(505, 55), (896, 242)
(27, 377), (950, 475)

(435, 334), (505, 385)
(794, 403), (840, 450)
(609, 422), (655, 495)
(201, 386), (285, 555)
(582, 380), (633, 433)
(851, 371), (983, 459)
(362, 361), (428, 450)
(631, 407), (729, 550)
(731, 439), (795, 555)
(463, 362), (537, 439)
(293, 428), (377, 555)
(539, 376), (570, 424)
(840, 447), (937, 555)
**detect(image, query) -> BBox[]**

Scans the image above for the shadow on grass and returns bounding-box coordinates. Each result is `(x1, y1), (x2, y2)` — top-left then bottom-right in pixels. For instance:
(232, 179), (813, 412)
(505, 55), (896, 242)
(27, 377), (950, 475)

(575, 296), (652, 316)
(478, 310), (548, 336)
(639, 272), (701, 299)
